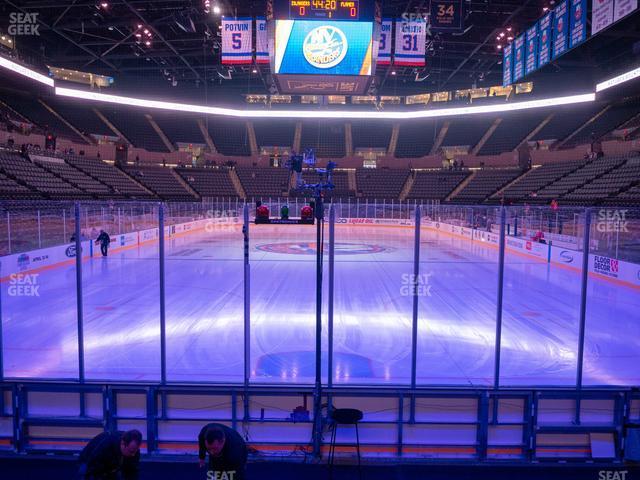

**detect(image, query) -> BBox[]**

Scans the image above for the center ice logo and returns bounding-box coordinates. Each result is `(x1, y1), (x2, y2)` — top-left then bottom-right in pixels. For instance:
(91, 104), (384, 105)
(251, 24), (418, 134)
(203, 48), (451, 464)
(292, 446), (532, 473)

(303, 25), (348, 69)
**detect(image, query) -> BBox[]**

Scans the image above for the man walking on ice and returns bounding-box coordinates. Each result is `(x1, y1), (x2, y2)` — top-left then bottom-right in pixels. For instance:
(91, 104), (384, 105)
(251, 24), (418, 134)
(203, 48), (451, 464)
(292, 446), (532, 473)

(96, 229), (111, 257)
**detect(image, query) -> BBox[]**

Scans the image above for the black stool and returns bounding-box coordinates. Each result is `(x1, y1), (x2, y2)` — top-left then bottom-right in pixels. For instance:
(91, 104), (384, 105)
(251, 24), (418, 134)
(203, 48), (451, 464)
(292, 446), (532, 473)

(328, 408), (363, 480)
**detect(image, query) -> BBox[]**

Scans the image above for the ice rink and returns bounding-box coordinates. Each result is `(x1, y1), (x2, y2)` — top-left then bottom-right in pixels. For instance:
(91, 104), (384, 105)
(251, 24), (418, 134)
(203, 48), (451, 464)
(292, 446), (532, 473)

(2, 222), (639, 386)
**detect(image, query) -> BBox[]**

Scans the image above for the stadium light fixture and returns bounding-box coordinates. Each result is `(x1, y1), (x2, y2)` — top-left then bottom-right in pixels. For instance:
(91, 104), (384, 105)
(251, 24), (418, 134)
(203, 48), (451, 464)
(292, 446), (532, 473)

(595, 66), (640, 93)
(55, 86), (595, 120)
(0, 55), (54, 87)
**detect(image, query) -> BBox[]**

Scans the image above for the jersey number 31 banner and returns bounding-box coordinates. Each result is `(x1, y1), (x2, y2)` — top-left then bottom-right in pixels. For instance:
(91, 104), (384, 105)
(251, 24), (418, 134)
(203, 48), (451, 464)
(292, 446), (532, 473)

(222, 17), (253, 64)
(394, 18), (426, 66)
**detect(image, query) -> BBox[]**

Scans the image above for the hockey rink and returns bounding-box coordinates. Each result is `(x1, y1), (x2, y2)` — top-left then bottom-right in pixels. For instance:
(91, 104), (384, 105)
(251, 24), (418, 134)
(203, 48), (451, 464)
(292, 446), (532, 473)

(2, 222), (639, 386)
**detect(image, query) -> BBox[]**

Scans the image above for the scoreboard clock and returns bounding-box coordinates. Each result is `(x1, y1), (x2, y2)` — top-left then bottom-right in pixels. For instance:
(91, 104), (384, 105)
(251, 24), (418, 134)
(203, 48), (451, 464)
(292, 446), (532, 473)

(289, 0), (360, 20)
(272, 0), (376, 21)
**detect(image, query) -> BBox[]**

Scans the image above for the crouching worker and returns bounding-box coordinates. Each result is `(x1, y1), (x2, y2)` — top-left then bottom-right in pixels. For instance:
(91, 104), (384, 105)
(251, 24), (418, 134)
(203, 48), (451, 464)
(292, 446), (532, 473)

(78, 429), (142, 480)
(198, 423), (248, 480)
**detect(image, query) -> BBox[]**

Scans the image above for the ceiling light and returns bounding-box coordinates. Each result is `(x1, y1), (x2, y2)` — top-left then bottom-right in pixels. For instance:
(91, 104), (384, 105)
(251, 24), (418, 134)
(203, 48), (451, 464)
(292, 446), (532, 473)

(53, 86), (596, 120)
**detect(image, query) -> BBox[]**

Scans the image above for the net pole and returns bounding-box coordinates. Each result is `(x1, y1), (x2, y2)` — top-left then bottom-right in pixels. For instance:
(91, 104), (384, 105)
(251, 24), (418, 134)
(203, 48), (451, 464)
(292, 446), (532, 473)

(492, 206), (507, 423)
(575, 209), (592, 425)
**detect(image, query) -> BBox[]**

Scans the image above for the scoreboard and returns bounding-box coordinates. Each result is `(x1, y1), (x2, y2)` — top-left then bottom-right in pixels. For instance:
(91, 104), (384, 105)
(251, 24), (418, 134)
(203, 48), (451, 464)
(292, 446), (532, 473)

(270, 0), (377, 95)
(288, 0), (360, 20)
(274, 0), (376, 21)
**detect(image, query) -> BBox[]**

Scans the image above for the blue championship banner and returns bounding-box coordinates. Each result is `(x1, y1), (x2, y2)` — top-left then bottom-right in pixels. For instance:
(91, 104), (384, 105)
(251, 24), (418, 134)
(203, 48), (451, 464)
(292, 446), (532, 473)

(538, 11), (552, 67)
(552, 0), (569, 59)
(222, 17), (253, 64)
(274, 20), (373, 75)
(377, 18), (392, 65)
(256, 17), (269, 64)
(513, 34), (525, 82)
(569, 0), (587, 49)
(503, 42), (513, 86)
(394, 18), (426, 66)
(525, 23), (538, 76)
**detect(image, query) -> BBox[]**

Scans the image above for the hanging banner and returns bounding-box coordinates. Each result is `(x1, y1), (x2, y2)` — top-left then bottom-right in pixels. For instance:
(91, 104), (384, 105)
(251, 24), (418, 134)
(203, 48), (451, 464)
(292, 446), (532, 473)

(569, 0), (587, 49)
(430, 0), (464, 31)
(614, 0), (638, 22)
(513, 34), (526, 82)
(538, 11), (553, 67)
(525, 23), (539, 76)
(552, 0), (569, 59)
(592, 0), (615, 34)
(503, 42), (513, 87)
(377, 18), (392, 65)
(394, 18), (426, 66)
(221, 17), (253, 64)
(256, 17), (269, 64)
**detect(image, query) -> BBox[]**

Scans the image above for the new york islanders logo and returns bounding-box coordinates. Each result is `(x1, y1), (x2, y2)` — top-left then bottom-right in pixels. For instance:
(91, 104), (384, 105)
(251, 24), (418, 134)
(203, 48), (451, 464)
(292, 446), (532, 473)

(303, 25), (348, 69)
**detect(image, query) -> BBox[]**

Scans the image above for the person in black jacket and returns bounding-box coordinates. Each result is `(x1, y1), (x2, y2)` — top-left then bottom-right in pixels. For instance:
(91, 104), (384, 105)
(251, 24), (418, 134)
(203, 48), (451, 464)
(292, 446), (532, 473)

(78, 429), (142, 480)
(198, 423), (248, 480)
(96, 230), (111, 257)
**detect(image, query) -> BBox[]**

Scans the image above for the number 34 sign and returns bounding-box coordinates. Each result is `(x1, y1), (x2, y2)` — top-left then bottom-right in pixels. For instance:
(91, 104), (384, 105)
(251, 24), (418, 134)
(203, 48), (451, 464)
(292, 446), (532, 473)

(430, 0), (463, 31)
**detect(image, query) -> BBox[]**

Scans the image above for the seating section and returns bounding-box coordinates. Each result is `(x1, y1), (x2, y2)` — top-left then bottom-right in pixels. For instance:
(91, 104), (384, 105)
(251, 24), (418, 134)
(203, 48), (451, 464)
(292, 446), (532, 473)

(532, 103), (603, 144)
(100, 107), (169, 152)
(152, 113), (206, 147)
(0, 150), (86, 199)
(207, 118), (251, 156)
(478, 112), (547, 155)
(124, 167), (199, 201)
(440, 117), (493, 150)
(449, 169), (522, 203)
(562, 100), (640, 148)
(395, 121), (441, 158)
(493, 160), (585, 202)
(406, 170), (470, 200)
(47, 99), (113, 137)
(301, 121), (345, 158)
(564, 159), (640, 203)
(351, 121), (393, 150)
(253, 119), (296, 148)
(0, 167), (39, 199)
(615, 112), (640, 135)
(236, 167), (291, 198)
(534, 156), (626, 200)
(0, 91), (87, 144)
(67, 155), (154, 199)
(32, 157), (113, 197)
(617, 183), (640, 204)
(176, 168), (238, 197)
(356, 168), (409, 199)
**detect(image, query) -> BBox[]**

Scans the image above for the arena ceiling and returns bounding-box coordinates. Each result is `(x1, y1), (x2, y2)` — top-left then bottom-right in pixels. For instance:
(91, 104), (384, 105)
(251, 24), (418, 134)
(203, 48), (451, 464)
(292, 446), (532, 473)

(1, 0), (639, 96)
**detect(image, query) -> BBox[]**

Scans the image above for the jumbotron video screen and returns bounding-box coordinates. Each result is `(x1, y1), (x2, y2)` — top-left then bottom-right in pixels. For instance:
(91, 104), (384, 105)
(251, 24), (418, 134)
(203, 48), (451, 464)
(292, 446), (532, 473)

(270, 0), (378, 94)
